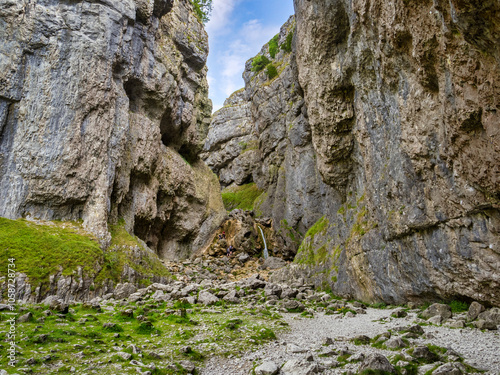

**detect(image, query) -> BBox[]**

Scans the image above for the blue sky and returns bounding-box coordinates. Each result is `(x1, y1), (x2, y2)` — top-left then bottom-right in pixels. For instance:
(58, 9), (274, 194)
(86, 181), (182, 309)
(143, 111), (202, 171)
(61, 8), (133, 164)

(206, 0), (295, 112)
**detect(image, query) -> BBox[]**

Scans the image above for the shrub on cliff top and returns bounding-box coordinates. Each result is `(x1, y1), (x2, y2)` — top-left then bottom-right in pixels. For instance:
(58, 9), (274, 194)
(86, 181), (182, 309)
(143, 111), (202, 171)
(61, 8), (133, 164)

(251, 55), (271, 72)
(191, 0), (212, 23)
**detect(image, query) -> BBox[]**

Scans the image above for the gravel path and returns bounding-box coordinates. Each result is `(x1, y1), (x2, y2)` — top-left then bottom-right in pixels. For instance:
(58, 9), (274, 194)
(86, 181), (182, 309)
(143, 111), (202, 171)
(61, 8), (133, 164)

(201, 308), (500, 375)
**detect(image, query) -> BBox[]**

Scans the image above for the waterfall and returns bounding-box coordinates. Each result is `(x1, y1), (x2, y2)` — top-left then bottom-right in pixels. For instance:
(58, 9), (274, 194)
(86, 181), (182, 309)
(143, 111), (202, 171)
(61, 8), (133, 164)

(258, 225), (269, 259)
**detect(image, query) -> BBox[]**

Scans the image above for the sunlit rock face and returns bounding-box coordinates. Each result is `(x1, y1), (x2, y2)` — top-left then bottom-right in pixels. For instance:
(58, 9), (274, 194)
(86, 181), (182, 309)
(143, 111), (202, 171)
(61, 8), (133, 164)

(0, 0), (225, 259)
(207, 1), (500, 306)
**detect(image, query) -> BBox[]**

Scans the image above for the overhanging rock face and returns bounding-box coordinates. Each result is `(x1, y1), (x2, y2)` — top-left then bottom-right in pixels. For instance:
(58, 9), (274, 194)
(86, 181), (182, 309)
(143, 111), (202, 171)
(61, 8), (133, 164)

(0, 0), (225, 259)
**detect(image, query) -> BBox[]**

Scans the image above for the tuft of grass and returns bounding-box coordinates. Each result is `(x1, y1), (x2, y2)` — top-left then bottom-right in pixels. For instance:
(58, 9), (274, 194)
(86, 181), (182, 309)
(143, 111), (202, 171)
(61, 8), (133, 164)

(221, 183), (264, 211)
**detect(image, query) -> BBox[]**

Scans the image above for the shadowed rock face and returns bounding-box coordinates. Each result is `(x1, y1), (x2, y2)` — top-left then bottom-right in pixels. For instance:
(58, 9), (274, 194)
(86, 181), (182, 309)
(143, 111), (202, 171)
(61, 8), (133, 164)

(0, 0), (225, 259)
(206, 2), (500, 305)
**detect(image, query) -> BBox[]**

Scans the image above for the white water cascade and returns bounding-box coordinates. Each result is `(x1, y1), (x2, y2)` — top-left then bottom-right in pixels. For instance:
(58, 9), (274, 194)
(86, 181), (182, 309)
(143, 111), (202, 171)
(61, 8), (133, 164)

(258, 226), (269, 259)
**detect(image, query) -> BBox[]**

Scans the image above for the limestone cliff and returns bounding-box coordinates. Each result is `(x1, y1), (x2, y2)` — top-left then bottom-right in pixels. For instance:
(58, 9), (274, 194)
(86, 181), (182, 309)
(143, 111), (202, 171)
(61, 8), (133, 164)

(0, 0), (225, 260)
(205, 2), (500, 306)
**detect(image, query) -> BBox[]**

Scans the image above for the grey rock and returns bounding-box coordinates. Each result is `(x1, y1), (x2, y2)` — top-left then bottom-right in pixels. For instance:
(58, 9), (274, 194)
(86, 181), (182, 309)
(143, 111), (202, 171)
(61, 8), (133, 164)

(433, 363), (464, 375)
(421, 304), (452, 320)
(178, 360), (195, 373)
(115, 352), (132, 361)
(358, 353), (396, 373)
(114, 283), (137, 300)
(254, 361), (279, 375)
(391, 308), (408, 318)
(281, 359), (321, 375)
(262, 257), (287, 270)
(474, 319), (497, 330)
(467, 301), (486, 321)
(412, 346), (439, 362)
(197, 291), (219, 305)
(17, 312), (32, 323)
(385, 337), (407, 349)
(0, 0), (225, 261)
(284, 300), (305, 312)
(264, 284), (282, 298)
(238, 253), (251, 263)
(477, 308), (500, 325)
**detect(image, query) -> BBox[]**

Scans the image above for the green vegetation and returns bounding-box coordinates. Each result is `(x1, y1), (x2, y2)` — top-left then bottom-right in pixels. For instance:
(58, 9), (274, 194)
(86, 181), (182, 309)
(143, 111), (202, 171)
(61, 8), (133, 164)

(221, 183), (264, 211)
(0, 218), (103, 286)
(190, 0), (212, 23)
(0, 217), (170, 291)
(266, 63), (278, 80)
(251, 55), (271, 72)
(0, 300), (284, 374)
(295, 216), (330, 265)
(304, 216), (329, 239)
(268, 34), (279, 58)
(448, 300), (469, 313)
(281, 30), (293, 53)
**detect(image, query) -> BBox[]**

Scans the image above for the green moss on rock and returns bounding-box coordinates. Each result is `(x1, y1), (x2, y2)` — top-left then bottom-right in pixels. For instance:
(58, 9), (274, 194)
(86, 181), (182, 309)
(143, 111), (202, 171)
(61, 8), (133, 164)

(221, 183), (264, 211)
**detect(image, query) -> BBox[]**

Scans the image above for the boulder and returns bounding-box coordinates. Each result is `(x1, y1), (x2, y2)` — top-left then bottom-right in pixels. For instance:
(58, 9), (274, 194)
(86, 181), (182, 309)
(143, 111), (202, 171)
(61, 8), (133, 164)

(17, 312), (32, 323)
(467, 301), (485, 321)
(385, 337), (407, 349)
(284, 300), (305, 312)
(255, 361), (279, 375)
(358, 353), (396, 374)
(197, 291), (219, 305)
(114, 283), (137, 300)
(477, 308), (500, 325)
(412, 346), (439, 362)
(474, 319), (497, 330)
(433, 363), (465, 375)
(281, 359), (321, 375)
(264, 284), (282, 298)
(421, 303), (452, 320)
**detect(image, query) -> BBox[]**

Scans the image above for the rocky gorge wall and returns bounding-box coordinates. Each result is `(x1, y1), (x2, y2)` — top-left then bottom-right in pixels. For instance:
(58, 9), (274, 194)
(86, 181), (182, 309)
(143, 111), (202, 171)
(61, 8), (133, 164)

(0, 0), (225, 260)
(205, 1), (500, 306)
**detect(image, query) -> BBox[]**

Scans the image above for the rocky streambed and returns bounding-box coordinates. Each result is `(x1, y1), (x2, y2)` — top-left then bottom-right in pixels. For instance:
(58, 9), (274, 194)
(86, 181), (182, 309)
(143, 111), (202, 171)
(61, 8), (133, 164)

(0, 255), (499, 375)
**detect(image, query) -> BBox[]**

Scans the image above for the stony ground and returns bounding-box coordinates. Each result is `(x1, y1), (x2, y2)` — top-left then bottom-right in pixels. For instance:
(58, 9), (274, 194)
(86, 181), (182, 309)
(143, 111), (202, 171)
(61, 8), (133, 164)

(1, 254), (499, 375)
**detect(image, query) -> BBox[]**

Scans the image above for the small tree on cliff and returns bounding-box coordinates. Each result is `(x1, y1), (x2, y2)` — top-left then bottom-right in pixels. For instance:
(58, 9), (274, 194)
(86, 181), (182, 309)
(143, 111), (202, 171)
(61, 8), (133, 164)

(191, 0), (212, 23)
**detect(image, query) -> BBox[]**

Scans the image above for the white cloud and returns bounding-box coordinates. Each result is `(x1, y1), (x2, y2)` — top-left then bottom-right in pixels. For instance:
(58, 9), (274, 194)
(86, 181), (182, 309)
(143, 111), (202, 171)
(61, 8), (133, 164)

(206, 0), (238, 35)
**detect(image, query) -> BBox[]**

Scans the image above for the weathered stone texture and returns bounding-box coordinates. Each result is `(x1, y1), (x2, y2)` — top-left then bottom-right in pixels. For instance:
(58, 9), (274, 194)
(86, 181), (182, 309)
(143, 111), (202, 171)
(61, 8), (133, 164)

(0, 0), (225, 259)
(208, 2), (500, 306)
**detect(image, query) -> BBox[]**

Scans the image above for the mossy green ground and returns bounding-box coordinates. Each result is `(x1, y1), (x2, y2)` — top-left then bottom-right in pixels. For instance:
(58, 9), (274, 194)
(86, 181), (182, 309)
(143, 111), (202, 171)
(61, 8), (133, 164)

(0, 301), (286, 374)
(0, 218), (170, 290)
(221, 183), (263, 211)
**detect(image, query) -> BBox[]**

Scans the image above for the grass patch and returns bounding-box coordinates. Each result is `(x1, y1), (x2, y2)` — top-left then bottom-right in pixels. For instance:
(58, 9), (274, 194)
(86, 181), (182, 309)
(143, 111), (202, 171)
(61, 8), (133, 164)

(0, 218), (103, 286)
(266, 63), (278, 80)
(221, 183), (264, 211)
(448, 300), (469, 313)
(251, 55), (271, 72)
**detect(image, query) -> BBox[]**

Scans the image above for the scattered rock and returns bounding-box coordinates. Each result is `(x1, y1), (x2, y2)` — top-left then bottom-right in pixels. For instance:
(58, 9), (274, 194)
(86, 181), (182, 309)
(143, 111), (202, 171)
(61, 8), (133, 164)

(178, 360), (195, 373)
(17, 312), (32, 323)
(115, 352), (132, 361)
(433, 363), (465, 375)
(477, 308), (500, 325)
(385, 337), (407, 349)
(391, 308), (408, 318)
(114, 283), (137, 300)
(284, 300), (305, 312)
(421, 303), (452, 320)
(474, 319), (497, 330)
(254, 361), (279, 375)
(262, 257), (287, 270)
(198, 291), (219, 305)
